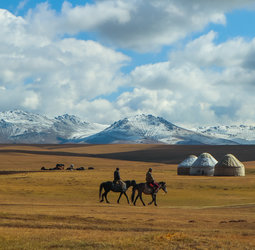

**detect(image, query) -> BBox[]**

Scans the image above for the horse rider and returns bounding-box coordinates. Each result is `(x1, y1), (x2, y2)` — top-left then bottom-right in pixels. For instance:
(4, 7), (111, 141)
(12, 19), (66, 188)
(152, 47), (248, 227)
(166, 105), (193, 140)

(146, 168), (159, 192)
(113, 168), (125, 189)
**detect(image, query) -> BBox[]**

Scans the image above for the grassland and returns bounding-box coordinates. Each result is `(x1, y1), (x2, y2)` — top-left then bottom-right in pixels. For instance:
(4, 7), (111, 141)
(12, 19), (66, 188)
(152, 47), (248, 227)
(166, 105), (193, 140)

(0, 144), (254, 249)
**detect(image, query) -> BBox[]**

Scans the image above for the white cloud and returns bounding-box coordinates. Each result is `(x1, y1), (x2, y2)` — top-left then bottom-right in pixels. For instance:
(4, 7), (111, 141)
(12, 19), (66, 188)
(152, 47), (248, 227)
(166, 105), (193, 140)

(170, 31), (254, 69)
(75, 98), (120, 124)
(115, 31), (255, 126)
(116, 87), (175, 114)
(0, 9), (129, 121)
(61, 1), (132, 30)
(1, 2), (255, 126)
(22, 0), (255, 52)
(22, 91), (40, 109)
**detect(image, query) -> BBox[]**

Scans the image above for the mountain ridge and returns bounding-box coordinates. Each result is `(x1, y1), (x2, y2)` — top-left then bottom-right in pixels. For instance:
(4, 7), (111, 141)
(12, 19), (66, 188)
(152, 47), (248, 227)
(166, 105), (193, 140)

(0, 110), (254, 144)
(84, 114), (236, 145)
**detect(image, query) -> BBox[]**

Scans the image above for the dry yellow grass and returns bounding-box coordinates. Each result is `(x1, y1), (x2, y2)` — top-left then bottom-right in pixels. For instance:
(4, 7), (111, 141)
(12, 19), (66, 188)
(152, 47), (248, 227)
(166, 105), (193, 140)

(0, 144), (254, 249)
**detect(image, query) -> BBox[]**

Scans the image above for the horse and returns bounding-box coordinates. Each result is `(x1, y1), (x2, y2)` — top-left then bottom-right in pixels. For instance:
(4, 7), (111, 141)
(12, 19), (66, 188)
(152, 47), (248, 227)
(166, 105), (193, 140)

(131, 181), (167, 206)
(99, 180), (136, 204)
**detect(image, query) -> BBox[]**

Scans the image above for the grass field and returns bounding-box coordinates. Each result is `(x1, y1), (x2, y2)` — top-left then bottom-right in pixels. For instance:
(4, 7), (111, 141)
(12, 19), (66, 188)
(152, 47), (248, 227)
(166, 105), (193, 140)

(0, 144), (255, 249)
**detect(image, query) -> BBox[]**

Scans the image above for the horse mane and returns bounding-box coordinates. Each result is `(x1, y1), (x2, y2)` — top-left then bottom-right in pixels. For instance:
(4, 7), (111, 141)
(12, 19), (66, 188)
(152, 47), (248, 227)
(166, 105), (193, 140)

(158, 181), (165, 185)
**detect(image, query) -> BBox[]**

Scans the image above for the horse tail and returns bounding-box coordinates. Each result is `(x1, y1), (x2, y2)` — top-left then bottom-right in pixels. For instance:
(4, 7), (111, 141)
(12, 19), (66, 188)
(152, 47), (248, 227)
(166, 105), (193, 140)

(131, 185), (137, 203)
(99, 183), (104, 200)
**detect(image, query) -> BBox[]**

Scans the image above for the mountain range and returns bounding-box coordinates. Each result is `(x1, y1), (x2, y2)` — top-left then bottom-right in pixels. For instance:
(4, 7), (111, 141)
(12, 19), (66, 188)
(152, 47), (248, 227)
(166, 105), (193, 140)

(0, 110), (254, 145)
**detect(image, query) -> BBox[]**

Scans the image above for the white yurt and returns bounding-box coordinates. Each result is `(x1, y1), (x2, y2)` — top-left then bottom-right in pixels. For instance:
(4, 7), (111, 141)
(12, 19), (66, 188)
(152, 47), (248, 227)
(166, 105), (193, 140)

(177, 155), (197, 175)
(214, 154), (245, 176)
(190, 152), (218, 176)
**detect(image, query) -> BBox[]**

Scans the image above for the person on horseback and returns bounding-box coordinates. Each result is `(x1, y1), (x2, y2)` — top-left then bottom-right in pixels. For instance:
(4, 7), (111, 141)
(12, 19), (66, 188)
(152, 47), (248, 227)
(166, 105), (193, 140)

(146, 168), (159, 192)
(114, 168), (120, 183)
(113, 168), (125, 189)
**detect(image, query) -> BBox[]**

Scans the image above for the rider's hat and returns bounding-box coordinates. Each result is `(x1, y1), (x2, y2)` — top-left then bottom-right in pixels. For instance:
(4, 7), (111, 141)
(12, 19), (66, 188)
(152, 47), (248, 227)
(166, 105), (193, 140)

(149, 167), (152, 171)
(116, 167), (119, 170)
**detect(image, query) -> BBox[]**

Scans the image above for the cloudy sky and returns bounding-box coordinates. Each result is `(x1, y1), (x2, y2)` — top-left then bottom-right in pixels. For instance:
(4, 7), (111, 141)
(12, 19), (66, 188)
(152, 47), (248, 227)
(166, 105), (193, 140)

(1, 0), (255, 126)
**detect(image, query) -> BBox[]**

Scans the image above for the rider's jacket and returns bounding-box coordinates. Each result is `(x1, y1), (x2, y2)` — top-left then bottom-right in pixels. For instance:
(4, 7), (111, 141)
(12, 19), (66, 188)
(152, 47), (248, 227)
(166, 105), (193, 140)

(114, 170), (120, 182)
(146, 171), (154, 183)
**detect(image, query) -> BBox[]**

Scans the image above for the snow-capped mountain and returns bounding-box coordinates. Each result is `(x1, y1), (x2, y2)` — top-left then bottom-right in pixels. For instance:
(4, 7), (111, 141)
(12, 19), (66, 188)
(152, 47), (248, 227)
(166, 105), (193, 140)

(83, 114), (236, 145)
(0, 110), (253, 145)
(0, 110), (107, 143)
(0, 110), (54, 143)
(53, 114), (107, 140)
(195, 125), (255, 144)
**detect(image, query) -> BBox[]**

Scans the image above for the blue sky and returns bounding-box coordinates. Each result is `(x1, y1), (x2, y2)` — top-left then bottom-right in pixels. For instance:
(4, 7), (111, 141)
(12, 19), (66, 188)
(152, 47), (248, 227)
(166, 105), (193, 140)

(1, 1), (255, 126)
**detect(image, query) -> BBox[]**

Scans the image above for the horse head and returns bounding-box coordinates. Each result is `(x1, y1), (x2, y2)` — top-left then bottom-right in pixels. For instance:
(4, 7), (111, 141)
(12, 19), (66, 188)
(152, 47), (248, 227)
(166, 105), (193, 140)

(124, 180), (136, 188)
(159, 181), (167, 193)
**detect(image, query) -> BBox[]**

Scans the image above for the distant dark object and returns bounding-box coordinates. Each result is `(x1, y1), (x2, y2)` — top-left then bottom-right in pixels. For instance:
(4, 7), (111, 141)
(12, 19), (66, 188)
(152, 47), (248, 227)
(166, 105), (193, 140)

(66, 164), (74, 170)
(45, 164), (65, 171)
(56, 163), (64, 167)
(88, 167), (94, 170)
(77, 167), (85, 171)
(189, 220), (196, 223)
(53, 166), (64, 170)
(55, 164), (65, 170)
(40, 164), (65, 171)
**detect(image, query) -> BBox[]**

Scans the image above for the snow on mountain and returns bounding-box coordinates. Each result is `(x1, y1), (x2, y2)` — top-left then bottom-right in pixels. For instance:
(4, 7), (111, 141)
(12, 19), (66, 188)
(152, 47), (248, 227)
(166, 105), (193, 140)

(195, 125), (255, 144)
(0, 110), (54, 143)
(83, 114), (237, 145)
(0, 110), (252, 145)
(0, 110), (53, 131)
(0, 110), (107, 143)
(53, 114), (107, 140)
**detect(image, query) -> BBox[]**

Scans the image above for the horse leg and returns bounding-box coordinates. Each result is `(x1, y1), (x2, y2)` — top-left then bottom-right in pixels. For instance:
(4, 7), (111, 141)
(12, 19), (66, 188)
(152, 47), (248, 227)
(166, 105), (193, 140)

(134, 194), (139, 206)
(100, 191), (106, 202)
(117, 192), (123, 203)
(139, 193), (146, 206)
(148, 194), (154, 205)
(105, 191), (110, 203)
(123, 192), (130, 204)
(154, 194), (157, 206)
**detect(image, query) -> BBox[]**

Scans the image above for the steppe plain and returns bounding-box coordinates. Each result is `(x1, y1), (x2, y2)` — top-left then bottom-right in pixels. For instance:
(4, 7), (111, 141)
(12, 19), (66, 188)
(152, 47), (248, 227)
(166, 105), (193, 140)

(0, 144), (255, 249)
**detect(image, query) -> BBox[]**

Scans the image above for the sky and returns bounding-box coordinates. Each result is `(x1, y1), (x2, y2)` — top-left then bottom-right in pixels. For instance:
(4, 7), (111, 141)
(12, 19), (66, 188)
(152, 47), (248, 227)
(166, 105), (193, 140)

(1, 0), (255, 127)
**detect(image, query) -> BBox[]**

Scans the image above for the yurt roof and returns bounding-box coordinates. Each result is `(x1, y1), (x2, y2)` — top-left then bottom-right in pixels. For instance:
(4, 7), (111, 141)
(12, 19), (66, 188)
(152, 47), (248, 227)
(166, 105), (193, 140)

(215, 154), (244, 168)
(178, 155), (197, 167)
(192, 152), (218, 167)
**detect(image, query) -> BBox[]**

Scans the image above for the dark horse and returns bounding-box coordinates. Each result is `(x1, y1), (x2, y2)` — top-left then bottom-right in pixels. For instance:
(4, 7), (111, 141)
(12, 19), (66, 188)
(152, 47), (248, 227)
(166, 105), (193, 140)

(99, 180), (136, 204)
(131, 181), (167, 206)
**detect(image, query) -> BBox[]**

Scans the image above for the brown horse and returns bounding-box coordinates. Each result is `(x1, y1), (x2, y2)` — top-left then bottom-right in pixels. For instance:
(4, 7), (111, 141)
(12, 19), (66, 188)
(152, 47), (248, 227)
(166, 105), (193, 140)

(131, 181), (167, 206)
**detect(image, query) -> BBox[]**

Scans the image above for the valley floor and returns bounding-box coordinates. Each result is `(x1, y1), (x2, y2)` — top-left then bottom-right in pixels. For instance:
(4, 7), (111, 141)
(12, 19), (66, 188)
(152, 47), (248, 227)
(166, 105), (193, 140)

(0, 144), (254, 249)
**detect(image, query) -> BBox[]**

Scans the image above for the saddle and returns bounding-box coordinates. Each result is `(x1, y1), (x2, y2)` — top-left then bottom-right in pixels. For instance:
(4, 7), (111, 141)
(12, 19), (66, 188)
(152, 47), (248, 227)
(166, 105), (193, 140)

(146, 182), (159, 193)
(146, 183), (154, 191)
(112, 181), (126, 191)
(149, 183), (154, 188)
